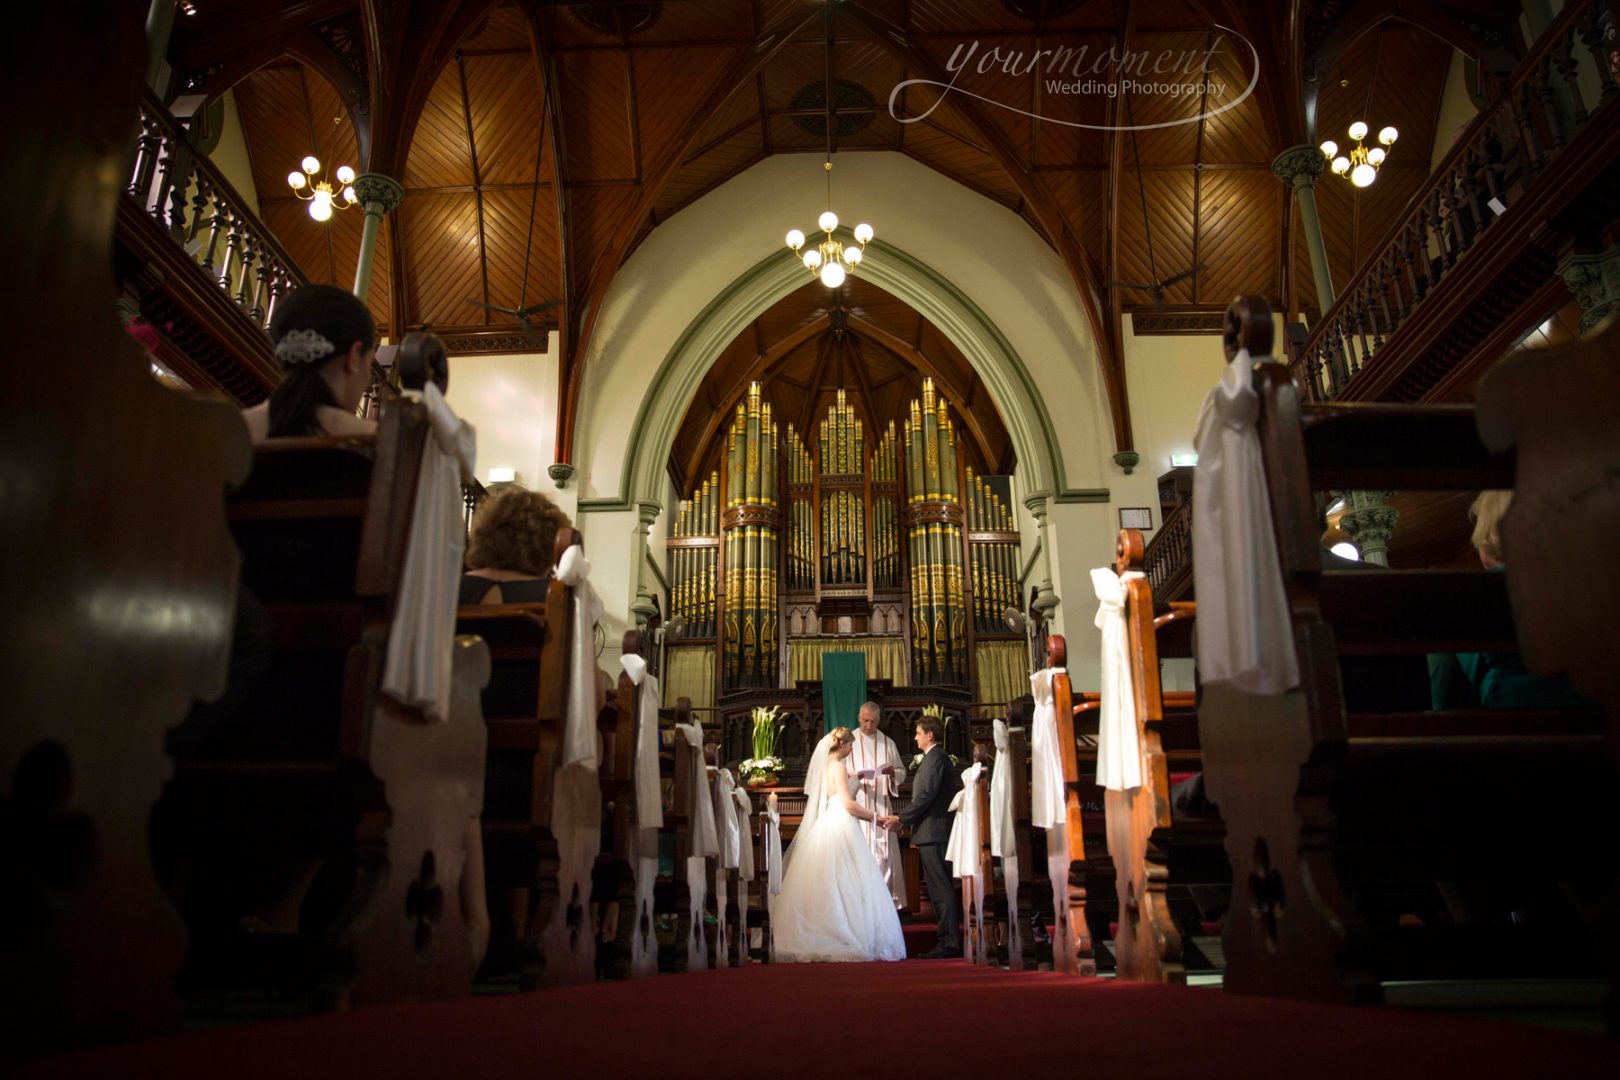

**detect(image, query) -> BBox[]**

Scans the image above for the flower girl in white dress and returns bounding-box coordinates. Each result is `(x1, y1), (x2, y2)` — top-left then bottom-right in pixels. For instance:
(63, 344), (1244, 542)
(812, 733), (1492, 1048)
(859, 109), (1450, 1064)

(772, 727), (908, 963)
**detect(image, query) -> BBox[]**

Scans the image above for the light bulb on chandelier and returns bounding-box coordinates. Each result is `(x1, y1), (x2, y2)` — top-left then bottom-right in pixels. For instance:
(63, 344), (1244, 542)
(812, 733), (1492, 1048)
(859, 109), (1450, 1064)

(783, 159), (873, 288)
(288, 154), (359, 221)
(1322, 120), (1397, 187)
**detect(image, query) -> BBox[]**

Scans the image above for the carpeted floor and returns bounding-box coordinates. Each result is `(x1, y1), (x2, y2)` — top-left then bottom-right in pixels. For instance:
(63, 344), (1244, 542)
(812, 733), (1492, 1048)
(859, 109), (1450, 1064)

(20, 961), (1620, 1079)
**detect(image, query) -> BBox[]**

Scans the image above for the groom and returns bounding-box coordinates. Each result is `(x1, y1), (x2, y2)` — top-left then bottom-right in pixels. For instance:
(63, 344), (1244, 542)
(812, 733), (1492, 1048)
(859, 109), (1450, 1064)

(884, 714), (963, 958)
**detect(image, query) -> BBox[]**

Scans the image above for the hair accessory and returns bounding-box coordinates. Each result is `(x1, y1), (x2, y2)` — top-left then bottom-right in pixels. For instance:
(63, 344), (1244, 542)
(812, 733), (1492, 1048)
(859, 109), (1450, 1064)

(275, 328), (337, 366)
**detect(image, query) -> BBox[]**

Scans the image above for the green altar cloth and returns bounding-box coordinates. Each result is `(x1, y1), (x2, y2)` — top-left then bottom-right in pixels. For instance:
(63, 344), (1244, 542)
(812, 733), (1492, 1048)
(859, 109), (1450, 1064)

(820, 651), (868, 735)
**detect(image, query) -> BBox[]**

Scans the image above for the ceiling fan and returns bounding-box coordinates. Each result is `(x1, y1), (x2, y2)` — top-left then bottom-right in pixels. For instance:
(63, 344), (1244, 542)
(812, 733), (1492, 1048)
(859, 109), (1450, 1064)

(465, 297), (561, 346)
(464, 118), (560, 348)
(1107, 263), (1206, 311)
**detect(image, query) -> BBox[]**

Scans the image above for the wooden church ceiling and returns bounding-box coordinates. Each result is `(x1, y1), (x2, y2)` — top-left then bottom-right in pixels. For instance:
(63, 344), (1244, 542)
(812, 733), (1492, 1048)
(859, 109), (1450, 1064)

(166, 0), (1521, 459)
(666, 276), (1014, 496)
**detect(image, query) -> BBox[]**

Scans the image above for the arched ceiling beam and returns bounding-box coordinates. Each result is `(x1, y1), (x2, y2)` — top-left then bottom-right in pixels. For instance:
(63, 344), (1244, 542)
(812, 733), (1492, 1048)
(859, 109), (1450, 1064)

(676, 314), (837, 489)
(525, 8), (573, 357)
(842, 314), (1000, 470)
(363, 0), (508, 178)
(555, 2), (830, 464)
(837, 0), (1133, 455)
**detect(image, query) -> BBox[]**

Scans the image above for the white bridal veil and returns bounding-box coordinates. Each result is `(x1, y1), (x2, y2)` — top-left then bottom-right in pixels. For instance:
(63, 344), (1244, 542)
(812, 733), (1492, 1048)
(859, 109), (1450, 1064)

(785, 731), (837, 870)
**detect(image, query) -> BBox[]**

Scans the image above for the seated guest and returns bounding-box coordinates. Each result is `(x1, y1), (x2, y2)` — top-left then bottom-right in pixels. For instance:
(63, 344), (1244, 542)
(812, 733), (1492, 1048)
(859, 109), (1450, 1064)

(241, 283), (379, 443)
(460, 489), (571, 605)
(1430, 491), (1592, 710)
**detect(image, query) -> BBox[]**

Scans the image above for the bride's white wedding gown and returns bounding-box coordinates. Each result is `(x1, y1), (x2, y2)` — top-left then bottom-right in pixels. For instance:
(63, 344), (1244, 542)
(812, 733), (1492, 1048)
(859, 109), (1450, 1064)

(773, 771), (907, 963)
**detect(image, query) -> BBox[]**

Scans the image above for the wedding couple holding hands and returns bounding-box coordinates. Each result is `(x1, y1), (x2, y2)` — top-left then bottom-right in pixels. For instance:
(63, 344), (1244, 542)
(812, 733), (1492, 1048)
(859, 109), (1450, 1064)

(772, 703), (964, 963)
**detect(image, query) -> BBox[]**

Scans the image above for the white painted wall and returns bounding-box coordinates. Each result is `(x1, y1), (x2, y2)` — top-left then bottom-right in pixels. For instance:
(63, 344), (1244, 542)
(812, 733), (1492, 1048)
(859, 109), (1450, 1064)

(210, 91), (260, 215)
(1429, 51), (1479, 173)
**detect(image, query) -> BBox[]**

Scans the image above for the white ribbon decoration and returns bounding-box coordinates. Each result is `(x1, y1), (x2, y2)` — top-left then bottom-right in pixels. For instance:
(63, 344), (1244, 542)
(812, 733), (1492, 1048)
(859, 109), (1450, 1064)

(555, 544), (602, 771)
(1092, 566), (1145, 792)
(764, 794), (783, 896)
(1192, 349), (1299, 694)
(618, 653), (664, 829)
(946, 762), (985, 878)
(677, 723), (719, 857)
(989, 720), (1015, 858)
(1028, 667), (1068, 829)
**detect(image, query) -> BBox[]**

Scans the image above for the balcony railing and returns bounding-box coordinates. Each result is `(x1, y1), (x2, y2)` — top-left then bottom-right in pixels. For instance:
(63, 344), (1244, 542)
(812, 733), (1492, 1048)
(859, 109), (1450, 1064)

(128, 89), (308, 332)
(1141, 495), (1194, 603)
(1291, 0), (1619, 401)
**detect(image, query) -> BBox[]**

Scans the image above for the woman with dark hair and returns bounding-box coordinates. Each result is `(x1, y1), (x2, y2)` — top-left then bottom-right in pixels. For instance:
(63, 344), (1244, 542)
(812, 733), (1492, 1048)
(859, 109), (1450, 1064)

(460, 489), (572, 605)
(241, 283), (379, 443)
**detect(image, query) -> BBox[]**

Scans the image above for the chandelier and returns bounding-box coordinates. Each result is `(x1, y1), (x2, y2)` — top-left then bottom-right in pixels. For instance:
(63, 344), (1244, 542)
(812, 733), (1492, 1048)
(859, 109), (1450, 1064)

(287, 156), (357, 222)
(1320, 121), (1398, 188)
(785, 161), (872, 289)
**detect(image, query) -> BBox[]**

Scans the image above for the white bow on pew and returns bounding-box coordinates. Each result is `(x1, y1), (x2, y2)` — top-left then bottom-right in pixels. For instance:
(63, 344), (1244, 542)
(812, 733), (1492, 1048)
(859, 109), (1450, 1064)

(1028, 667), (1068, 830)
(732, 786), (754, 879)
(1092, 566), (1145, 792)
(945, 762), (985, 877)
(555, 544), (604, 771)
(1192, 348), (1299, 694)
(382, 381), (476, 722)
(676, 723), (720, 857)
(989, 720), (1015, 858)
(618, 653), (664, 829)
(764, 793), (783, 897)
(714, 768), (741, 870)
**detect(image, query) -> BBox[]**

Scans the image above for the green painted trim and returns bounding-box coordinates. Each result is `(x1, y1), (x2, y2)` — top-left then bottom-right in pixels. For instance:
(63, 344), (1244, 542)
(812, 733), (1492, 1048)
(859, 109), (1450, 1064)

(1020, 539), (1042, 588)
(644, 549), (669, 593)
(1053, 488), (1112, 503)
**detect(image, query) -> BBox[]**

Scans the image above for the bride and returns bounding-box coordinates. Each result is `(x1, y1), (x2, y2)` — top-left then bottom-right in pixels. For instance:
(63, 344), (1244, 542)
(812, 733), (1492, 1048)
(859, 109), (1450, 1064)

(773, 726), (908, 963)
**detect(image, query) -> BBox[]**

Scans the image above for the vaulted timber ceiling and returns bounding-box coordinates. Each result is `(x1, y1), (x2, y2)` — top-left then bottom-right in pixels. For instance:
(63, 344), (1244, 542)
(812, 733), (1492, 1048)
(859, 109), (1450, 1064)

(667, 275), (1014, 494)
(164, 0), (1525, 462)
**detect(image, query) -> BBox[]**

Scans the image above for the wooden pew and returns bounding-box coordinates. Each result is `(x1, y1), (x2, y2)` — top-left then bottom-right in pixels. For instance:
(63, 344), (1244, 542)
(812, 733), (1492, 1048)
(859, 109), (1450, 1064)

(1045, 636), (1098, 976)
(1199, 294), (1617, 1005)
(603, 631), (653, 977)
(2, 2), (252, 1047)
(991, 718), (1039, 970)
(452, 529), (575, 989)
(159, 404), (490, 1010)
(961, 742), (994, 965)
(1101, 529), (1219, 984)
(1475, 314), (1620, 1030)
(655, 699), (701, 972)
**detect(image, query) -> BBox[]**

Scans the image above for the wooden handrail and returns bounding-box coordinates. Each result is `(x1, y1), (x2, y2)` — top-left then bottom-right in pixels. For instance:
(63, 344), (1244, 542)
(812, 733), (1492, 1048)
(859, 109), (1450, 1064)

(128, 89), (309, 332)
(1139, 497), (1194, 602)
(1290, 0), (1619, 400)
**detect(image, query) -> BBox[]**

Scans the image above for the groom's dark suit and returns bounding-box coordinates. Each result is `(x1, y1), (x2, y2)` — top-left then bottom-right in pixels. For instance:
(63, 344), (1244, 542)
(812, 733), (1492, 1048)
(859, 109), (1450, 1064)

(899, 744), (964, 955)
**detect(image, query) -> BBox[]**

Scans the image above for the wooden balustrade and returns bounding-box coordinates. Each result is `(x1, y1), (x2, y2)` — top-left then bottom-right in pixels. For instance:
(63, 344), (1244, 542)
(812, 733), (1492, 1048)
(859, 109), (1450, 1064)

(1140, 494), (1194, 603)
(127, 90), (308, 333)
(1289, 0), (1619, 401)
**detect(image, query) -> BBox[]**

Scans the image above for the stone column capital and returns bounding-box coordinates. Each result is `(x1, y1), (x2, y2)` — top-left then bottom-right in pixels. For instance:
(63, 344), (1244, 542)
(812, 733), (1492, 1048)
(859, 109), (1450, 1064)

(1271, 144), (1327, 190)
(547, 462), (576, 488)
(1021, 490), (1051, 520)
(1557, 244), (1620, 334)
(353, 172), (404, 215)
(1112, 450), (1141, 475)
(636, 499), (663, 529)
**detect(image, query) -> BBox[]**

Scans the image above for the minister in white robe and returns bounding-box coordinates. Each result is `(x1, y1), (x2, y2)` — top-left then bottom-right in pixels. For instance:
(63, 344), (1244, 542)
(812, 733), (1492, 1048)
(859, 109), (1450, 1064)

(844, 702), (907, 908)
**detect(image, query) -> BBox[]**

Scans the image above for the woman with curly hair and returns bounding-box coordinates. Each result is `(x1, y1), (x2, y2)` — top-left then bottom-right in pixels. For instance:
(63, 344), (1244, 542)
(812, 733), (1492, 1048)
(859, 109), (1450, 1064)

(459, 488), (572, 605)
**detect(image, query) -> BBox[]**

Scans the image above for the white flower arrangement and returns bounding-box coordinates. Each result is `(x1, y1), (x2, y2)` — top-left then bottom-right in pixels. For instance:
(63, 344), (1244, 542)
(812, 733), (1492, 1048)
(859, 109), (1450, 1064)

(743, 705), (785, 780)
(910, 751), (961, 770)
(739, 756), (785, 780)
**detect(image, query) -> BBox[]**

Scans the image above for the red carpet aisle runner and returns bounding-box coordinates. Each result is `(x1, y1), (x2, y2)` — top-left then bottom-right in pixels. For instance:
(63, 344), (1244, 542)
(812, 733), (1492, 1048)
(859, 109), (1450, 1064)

(23, 963), (1620, 1080)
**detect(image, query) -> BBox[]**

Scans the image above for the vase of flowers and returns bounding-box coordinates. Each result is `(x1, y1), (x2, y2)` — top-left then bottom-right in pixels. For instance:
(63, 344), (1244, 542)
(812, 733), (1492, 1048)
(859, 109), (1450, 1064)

(740, 705), (785, 788)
